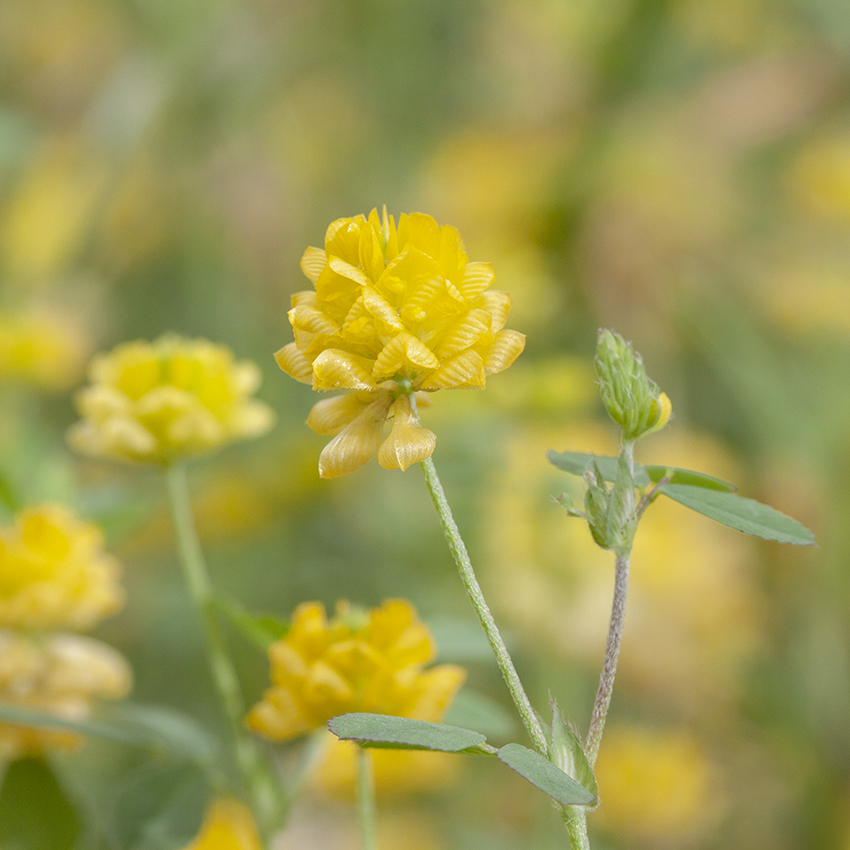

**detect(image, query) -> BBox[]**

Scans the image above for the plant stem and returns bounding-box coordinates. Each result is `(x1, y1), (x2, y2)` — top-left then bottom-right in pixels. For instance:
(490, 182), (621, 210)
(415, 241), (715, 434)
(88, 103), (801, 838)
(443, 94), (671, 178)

(419, 456), (548, 756)
(165, 464), (273, 837)
(563, 808), (591, 850)
(584, 550), (630, 768)
(357, 747), (377, 850)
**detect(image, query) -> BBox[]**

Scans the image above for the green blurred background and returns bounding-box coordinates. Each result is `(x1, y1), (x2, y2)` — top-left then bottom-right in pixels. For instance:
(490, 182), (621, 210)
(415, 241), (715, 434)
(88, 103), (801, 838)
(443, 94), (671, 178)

(1, 0), (849, 847)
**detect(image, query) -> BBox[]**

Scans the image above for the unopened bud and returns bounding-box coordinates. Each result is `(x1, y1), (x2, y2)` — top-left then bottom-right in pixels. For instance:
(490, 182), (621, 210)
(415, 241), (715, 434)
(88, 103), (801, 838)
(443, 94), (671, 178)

(595, 330), (672, 440)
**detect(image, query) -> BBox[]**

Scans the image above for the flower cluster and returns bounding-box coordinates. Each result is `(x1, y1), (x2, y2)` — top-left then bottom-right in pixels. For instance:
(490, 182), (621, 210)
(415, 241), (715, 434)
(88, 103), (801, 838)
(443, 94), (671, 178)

(0, 310), (89, 390)
(0, 631), (132, 759)
(247, 599), (465, 742)
(276, 209), (525, 477)
(68, 335), (275, 465)
(0, 505), (131, 758)
(180, 797), (261, 850)
(0, 504), (124, 631)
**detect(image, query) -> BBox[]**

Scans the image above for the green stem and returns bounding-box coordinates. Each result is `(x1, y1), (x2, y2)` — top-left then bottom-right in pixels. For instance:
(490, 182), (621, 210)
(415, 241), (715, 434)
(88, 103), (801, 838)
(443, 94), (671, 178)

(585, 550), (631, 768)
(563, 808), (591, 850)
(165, 464), (273, 839)
(357, 747), (377, 850)
(419, 456), (548, 756)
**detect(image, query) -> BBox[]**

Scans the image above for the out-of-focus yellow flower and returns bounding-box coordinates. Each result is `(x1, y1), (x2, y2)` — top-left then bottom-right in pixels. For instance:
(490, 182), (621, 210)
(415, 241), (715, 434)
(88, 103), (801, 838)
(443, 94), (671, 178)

(68, 335), (275, 465)
(247, 599), (466, 742)
(0, 309), (89, 389)
(594, 726), (719, 845)
(789, 135), (850, 221)
(181, 797), (261, 850)
(0, 504), (123, 631)
(0, 630), (132, 759)
(0, 140), (108, 282)
(276, 209), (525, 477)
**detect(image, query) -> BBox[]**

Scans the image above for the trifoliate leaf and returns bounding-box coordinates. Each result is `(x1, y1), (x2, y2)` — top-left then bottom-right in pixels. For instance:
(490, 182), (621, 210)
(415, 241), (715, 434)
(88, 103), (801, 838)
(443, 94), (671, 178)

(328, 713), (494, 754)
(497, 743), (597, 806)
(658, 484), (815, 545)
(547, 451), (651, 488)
(643, 465), (736, 491)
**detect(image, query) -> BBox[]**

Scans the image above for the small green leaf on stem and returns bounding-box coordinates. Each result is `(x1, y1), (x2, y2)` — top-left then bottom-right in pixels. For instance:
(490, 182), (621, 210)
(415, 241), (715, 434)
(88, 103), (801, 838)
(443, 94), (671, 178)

(329, 713), (494, 754)
(643, 466), (736, 491)
(548, 451), (651, 488)
(497, 743), (597, 807)
(550, 705), (597, 799)
(658, 484), (815, 545)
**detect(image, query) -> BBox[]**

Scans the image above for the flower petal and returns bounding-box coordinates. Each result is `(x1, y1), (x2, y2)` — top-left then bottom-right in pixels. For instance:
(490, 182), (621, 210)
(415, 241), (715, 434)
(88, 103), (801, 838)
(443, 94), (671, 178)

(274, 342), (313, 384)
(419, 350), (485, 389)
(362, 286), (404, 333)
(300, 247), (327, 283)
(328, 256), (371, 287)
(318, 396), (391, 478)
(377, 396), (437, 471)
(434, 308), (492, 359)
(306, 393), (375, 435)
(311, 349), (376, 391)
(482, 329), (526, 375)
(473, 290), (512, 333)
(459, 262), (495, 301)
(373, 332), (440, 381)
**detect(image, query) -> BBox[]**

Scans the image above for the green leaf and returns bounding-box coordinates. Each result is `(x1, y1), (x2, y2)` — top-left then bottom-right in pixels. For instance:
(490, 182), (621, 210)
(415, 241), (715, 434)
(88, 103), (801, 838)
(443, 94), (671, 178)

(0, 757), (81, 850)
(548, 451), (651, 488)
(643, 465), (736, 491)
(497, 743), (597, 807)
(0, 703), (218, 765)
(213, 591), (288, 650)
(328, 713), (494, 754)
(658, 484), (815, 545)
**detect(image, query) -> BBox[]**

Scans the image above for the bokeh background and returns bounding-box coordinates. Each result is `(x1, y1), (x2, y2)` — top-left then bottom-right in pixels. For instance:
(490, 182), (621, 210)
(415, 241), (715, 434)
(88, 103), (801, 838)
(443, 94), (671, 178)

(1, 0), (849, 848)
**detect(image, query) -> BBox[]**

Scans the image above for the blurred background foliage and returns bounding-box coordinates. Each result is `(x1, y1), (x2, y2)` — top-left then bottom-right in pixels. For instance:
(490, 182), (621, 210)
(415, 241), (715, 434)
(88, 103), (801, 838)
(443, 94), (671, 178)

(0, 0), (848, 847)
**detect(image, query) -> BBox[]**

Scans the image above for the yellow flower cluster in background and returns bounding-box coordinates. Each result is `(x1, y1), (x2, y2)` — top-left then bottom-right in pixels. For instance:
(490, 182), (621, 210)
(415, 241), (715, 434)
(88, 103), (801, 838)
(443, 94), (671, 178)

(593, 725), (719, 845)
(68, 335), (275, 465)
(0, 631), (131, 759)
(0, 309), (89, 390)
(276, 209), (525, 477)
(180, 797), (261, 850)
(247, 599), (465, 742)
(0, 504), (124, 631)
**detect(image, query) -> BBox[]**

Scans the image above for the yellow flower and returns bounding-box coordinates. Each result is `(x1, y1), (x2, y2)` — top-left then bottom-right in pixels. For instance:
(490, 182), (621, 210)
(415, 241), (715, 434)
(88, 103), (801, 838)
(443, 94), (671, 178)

(68, 335), (275, 465)
(594, 726), (720, 845)
(0, 309), (89, 389)
(246, 599), (466, 742)
(276, 209), (525, 477)
(0, 630), (132, 759)
(181, 797), (261, 850)
(0, 504), (124, 631)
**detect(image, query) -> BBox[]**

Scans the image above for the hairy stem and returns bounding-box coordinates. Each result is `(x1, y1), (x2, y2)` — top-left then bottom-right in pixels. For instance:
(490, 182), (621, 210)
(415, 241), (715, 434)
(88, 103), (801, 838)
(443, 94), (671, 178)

(420, 456), (548, 756)
(585, 550), (630, 767)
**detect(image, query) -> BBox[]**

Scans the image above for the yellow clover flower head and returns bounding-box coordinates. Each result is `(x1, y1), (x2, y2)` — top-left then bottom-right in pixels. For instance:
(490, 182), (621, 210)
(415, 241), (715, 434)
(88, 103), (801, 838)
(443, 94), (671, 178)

(180, 797), (261, 850)
(0, 309), (89, 390)
(0, 504), (124, 631)
(68, 335), (275, 465)
(276, 209), (526, 478)
(0, 631), (132, 759)
(246, 599), (466, 742)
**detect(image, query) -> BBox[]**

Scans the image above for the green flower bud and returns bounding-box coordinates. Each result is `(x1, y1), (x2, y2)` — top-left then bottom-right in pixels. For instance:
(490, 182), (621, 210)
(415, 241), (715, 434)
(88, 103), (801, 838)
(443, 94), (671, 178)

(595, 330), (672, 440)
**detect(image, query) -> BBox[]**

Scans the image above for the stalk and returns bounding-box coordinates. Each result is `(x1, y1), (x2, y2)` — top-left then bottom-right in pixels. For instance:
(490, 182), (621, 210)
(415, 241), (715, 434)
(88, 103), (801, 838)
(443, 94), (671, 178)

(165, 463), (274, 840)
(419, 456), (548, 756)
